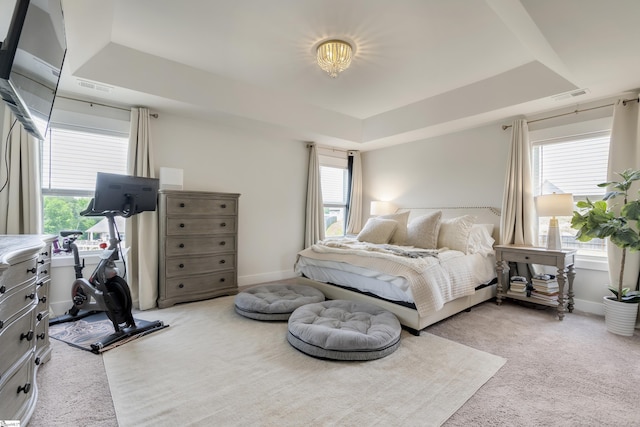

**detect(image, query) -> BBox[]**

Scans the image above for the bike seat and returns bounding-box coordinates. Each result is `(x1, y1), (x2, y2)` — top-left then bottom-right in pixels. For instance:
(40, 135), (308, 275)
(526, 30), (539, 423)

(60, 230), (83, 237)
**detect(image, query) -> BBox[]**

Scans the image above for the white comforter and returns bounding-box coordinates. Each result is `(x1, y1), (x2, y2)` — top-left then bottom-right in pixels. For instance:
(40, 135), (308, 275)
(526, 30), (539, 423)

(296, 239), (495, 317)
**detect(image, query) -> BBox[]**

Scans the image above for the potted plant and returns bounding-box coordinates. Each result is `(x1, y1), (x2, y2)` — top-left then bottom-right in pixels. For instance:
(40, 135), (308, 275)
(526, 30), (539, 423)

(571, 168), (640, 336)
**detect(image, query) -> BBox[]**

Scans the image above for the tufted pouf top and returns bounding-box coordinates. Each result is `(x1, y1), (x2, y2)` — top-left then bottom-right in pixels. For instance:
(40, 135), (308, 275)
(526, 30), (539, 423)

(234, 283), (325, 321)
(287, 299), (401, 361)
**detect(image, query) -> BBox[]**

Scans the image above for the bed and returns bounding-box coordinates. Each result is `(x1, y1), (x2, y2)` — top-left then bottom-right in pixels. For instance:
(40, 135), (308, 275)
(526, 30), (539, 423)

(294, 207), (501, 334)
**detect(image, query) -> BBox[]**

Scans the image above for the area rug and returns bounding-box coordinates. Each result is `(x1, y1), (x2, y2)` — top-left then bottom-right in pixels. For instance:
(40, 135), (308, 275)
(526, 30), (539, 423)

(49, 312), (168, 353)
(104, 296), (506, 427)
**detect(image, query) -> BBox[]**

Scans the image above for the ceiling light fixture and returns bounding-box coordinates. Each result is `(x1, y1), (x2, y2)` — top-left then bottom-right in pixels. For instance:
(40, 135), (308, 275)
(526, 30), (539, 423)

(316, 39), (353, 78)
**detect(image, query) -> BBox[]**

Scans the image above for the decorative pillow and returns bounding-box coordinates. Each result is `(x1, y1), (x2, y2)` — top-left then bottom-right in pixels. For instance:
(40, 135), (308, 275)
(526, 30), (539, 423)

(437, 215), (476, 252)
(357, 218), (398, 244)
(405, 211), (442, 249)
(467, 224), (495, 256)
(379, 211), (410, 245)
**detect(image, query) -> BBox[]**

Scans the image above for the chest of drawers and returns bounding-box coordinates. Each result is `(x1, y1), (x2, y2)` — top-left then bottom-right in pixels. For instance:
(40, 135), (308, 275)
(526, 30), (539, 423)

(157, 190), (240, 308)
(0, 234), (54, 424)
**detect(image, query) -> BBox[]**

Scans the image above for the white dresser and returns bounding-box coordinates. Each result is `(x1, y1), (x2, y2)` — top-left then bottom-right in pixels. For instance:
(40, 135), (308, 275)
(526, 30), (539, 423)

(157, 190), (240, 308)
(0, 234), (55, 425)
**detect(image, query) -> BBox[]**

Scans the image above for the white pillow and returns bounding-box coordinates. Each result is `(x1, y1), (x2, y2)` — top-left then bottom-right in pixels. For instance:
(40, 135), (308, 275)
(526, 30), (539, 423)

(379, 211), (410, 245)
(405, 211), (442, 249)
(437, 215), (476, 252)
(467, 224), (495, 256)
(357, 218), (398, 244)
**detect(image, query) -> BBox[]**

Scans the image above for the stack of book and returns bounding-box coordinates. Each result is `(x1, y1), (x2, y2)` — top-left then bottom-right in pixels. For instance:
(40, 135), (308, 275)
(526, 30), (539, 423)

(530, 274), (559, 303)
(507, 276), (528, 297)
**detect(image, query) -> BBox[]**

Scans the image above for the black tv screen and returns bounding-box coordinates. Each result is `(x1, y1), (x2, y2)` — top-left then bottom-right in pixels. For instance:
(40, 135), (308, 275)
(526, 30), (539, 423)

(92, 172), (160, 216)
(0, 0), (66, 140)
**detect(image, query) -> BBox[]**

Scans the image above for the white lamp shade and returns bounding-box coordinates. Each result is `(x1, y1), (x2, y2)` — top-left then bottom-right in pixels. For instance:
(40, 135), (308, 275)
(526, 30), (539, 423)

(535, 193), (573, 217)
(370, 201), (396, 216)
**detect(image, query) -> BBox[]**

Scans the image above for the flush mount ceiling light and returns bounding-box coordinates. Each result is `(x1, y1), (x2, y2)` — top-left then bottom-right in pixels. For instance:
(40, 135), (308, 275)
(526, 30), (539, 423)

(316, 39), (353, 78)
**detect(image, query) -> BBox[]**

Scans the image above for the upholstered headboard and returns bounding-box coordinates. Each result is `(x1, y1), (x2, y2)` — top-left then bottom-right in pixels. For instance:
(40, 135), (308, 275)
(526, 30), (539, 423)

(396, 206), (501, 242)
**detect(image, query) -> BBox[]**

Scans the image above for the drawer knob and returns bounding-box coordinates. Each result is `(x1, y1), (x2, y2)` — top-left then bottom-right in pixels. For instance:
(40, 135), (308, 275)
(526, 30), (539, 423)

(220, 222), (226, 227)
(27, 267), (37, 274)
(35, 357), (41, 365)
(38, 260), (45, 265)
(42, 269), (48, 275)
(219, 241), (226, 246)
(37, 313), (43, 321)
(17, 383), (31, 394)
(179, 243), (185, 248)
(21, 330), (34, 341)
(179, 263), (185, 268)
(37, 281), (44, 287)
(180, 203), (185, 208)
(219, 259), (226, 264)
(37, 332), (46, 340)
(41, 251), (49, 256)
(0, 320), (4, 329)
(0, 285), (5, 294)
(179, 223), (185, 228)
(220, 278), (225, 283)
(39, 296), (47, 303)
(525, 256), (529, 260)
(26, 293), (36, 300)
(178, 283), (184, 289)
(221, 204), (227, 209)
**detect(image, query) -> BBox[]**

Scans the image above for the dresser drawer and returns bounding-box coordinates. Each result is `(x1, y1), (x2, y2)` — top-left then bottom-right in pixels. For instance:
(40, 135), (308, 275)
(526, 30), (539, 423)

(0, 256), (38, 296)
(0, 308), (35, 382)
(0, 352), (34, 421)
(165, 236), (236, 256)
(0, 281), (36, 328)
(166, 217), (236, 236)
(166, 196), (237, 216)
(165, 272), (237, 298)
(165, 254), (235, 277)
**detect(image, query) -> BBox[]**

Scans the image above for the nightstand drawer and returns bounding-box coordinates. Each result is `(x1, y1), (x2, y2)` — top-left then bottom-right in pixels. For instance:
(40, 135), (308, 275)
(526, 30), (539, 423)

(502, 252), (557, 266)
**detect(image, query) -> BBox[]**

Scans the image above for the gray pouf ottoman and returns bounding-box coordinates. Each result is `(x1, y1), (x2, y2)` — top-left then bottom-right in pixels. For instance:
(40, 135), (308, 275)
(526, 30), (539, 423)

(234, 283), (325, 321)
(287, 300), (401, 361)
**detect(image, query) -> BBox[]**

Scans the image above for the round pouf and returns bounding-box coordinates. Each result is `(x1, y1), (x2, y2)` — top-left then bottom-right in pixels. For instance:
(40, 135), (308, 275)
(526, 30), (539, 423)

(287, 300), (401, 361)
(234, 283), (325, 321)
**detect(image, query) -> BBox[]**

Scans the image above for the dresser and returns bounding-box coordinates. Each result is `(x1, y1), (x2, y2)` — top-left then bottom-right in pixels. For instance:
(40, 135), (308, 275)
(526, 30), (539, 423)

(158, 190), (240, 308)
(0, 234), (55, 425)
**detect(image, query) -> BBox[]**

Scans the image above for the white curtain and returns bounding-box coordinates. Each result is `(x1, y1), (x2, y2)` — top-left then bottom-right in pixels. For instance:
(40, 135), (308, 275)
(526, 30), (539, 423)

(346, 150), (362, 234)
(304, 144), (325, 248)
(500, 119), (537, 247)
(126, 107), (158, 310)
(0, 109), (42, 234)
(607, 94), (640, 291)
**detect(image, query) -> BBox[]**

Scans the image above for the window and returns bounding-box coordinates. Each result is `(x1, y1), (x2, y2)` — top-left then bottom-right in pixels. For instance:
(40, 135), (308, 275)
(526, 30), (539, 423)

(41, 125), (129, 251)
(320, 165), (349, 236)
(532, 131), (610, 256)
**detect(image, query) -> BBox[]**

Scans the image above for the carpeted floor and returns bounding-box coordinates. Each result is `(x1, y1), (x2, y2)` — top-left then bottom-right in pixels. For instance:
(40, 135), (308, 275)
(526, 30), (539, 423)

(30, 297), (640, 426)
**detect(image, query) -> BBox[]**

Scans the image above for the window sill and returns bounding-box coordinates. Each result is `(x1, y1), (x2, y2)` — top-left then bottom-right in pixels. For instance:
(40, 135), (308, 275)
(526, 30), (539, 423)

(575, 253), (608, 271)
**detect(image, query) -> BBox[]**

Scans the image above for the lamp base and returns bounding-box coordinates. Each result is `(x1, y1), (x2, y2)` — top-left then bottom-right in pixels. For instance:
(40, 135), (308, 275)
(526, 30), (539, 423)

(546, 217), (562, 250)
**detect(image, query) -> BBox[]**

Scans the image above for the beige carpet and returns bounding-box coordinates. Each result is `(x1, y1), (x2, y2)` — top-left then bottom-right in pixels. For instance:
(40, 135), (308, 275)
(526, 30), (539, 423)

(103, 296), (505, 426)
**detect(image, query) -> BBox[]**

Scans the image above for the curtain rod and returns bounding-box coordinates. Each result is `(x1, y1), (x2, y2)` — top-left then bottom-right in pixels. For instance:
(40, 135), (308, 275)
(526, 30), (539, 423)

(56, 95), (159, 118)
(501, 97), (639, 130)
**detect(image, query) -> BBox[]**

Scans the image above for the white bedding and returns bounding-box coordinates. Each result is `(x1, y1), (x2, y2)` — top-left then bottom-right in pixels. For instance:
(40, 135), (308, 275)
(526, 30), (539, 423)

(295, 238), (496, 317)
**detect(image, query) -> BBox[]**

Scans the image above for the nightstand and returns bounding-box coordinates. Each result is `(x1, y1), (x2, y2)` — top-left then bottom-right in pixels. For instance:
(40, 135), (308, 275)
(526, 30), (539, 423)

(495, 245), (577, 320)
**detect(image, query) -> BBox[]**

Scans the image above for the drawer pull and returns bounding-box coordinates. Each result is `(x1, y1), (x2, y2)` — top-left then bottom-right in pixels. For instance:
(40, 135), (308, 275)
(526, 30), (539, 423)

(37, 332), (46, 340)
(17, 383), (31, 394)
(35, 357), (41, 365)
(41, 251), (49, 256)
(220, 278), (225, 283)
(219, 260), (226, 264)
(179, 243), (185, 248)
(37, 313), (43, 321)
(26, 293), (36, 300)
(221, 203), (227, 209)
(39, 296), (47, 303)
(27, 267), (37, 274)
(525, 256), (529, 260)
(220, 222), (226, 227)
(37, 281), (44, 287)
(21, 330), (34, 341)
(179, 223), (185, 228)
(179, 263), (185, 268)
(0, 285), (5, 294)
(178, 283), (184, 289)
(219, 241), (226, 246)
(0, 320), (4, 329)
(38, 259), (45, 265)
(180, 203), (185, 207)
(42, 269), (48, 275)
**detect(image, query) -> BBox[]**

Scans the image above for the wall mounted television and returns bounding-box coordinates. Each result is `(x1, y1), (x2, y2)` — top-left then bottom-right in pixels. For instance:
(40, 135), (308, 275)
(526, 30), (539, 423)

(0, 0), (66, 140)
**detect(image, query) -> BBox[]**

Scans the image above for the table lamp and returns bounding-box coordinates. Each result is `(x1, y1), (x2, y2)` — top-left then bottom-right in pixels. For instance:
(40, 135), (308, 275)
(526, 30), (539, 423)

(370, 201), (396, 216)
(535, 193), (574, 250)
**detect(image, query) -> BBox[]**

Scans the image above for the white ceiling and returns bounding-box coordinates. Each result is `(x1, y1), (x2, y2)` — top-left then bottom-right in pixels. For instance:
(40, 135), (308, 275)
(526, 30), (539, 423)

(57, 0), (640, 150)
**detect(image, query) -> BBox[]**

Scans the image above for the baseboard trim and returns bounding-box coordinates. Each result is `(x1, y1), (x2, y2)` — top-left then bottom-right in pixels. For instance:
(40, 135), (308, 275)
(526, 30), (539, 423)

(238, 270), (298, 288)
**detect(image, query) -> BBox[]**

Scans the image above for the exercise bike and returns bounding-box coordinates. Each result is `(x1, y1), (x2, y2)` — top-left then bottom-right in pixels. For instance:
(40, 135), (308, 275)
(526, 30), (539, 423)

(50, 172), (165, 353)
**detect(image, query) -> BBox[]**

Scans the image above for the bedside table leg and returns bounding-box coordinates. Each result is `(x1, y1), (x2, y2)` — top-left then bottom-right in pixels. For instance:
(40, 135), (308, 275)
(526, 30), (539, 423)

(556, 267), (567, 320)
(567, 265), (576, 313)
(496, 259), (506, 305)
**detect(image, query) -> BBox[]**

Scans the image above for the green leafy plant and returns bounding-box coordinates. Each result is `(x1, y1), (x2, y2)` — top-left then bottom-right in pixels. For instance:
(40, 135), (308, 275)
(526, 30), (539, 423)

(571, 169), (640, 303)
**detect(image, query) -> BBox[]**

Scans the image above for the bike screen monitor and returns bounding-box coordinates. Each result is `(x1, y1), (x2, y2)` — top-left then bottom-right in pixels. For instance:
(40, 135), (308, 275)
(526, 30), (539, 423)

(92, 172), (160, 216)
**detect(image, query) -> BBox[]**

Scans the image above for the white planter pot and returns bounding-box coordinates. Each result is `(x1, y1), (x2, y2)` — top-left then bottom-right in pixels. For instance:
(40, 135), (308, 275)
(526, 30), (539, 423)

(603, 296), (639, 336)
